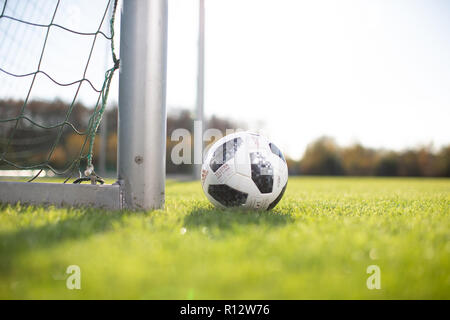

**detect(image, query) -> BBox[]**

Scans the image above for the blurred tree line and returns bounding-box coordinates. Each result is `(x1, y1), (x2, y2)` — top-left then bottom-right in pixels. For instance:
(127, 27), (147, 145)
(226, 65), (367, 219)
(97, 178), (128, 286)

(287, 137), (450, 177)
(0, 99), (240, 175)
(1, 99), (449, 177)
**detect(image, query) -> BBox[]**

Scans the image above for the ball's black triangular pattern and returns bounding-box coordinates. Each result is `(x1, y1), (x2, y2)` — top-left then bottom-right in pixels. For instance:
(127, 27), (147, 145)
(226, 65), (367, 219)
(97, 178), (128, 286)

(210, 137), (243, 172)
(208, 184), (248, 207)
(250, 152), (274, 194)
(269, 143), (286, 163)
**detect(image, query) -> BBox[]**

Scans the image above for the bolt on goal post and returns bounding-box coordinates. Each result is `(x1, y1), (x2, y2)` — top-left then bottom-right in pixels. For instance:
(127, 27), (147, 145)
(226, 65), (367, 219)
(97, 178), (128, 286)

(0, 0), (168, 211)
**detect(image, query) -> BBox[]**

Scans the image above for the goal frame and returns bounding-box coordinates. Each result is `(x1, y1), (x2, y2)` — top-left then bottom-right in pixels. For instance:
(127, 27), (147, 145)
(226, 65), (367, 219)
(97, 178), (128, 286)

(0, 0), (168, 211)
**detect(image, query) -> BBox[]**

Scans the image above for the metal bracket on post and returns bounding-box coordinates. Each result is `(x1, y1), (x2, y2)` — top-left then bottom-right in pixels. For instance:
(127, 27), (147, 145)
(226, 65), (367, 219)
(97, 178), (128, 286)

(118, 0), (168, 210)
(0, 181), (122, 210)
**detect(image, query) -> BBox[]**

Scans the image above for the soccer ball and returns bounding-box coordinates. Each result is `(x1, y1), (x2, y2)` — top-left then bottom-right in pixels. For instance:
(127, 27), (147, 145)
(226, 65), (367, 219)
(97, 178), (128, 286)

(201, 131), (288, 210)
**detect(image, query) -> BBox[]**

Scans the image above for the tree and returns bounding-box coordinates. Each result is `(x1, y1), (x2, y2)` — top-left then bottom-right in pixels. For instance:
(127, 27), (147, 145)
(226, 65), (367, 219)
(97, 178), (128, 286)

(300, 137), (343, 175)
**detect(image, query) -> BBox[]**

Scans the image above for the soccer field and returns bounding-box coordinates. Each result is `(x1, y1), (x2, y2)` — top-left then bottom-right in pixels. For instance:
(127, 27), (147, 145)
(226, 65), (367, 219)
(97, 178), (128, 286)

(0, 177), (449, 299)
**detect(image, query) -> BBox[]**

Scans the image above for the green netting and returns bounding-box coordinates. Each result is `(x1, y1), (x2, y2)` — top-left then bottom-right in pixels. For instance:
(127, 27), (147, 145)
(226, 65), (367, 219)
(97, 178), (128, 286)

(0, 0), (119, 183)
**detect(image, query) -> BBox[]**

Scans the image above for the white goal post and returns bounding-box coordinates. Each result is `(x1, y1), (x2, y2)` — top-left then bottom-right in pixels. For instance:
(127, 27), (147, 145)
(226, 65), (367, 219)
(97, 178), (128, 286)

(0, 0), (168, 211)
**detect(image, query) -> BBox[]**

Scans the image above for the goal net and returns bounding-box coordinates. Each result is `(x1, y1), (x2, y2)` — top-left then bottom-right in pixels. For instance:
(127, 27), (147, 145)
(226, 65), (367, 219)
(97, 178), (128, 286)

(0, 0), (168, 210)
(0, 0), (119, 183)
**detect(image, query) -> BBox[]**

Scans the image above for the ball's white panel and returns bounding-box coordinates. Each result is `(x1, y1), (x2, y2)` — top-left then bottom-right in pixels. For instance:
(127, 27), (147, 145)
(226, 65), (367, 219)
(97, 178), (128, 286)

(224, 173), (260, 208)
(245, 133), (261, 151)
(271, 153), (288, 192)
(201, 161), (218, 188)
(225, 173), (259, 195)
(213, 159), (235, 184)
(257, 134), (273, 153)
(247, 193), (274, 210)
(271, 157), (282, 195)
(234, 139), (251, 178)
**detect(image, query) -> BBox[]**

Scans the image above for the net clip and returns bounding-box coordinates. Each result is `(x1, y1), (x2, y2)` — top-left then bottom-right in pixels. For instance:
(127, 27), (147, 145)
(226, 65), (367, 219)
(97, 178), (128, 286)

(73, 165), (105, 185)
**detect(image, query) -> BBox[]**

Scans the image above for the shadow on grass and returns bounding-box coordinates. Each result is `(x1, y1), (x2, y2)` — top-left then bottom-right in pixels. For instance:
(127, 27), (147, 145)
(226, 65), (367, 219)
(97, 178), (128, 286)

(0, 205), (126, 274)
(183, 206), (295, 230)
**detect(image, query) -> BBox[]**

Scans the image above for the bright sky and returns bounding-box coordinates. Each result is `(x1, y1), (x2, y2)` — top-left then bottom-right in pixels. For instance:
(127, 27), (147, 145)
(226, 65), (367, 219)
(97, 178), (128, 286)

(1, 0), (449, 159)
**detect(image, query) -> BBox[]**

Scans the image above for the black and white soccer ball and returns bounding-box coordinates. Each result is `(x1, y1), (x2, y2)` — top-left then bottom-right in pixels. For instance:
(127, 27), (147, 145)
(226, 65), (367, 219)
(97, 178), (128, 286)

(201, 131), (288, 210)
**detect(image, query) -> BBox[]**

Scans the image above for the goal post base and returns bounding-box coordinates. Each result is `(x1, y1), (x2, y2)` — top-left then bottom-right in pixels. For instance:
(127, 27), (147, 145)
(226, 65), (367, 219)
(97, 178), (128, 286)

(0, 181), (123, 210)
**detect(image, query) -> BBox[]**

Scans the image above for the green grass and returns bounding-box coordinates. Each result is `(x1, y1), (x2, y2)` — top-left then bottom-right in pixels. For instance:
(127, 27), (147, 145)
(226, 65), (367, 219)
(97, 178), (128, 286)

(0, 177), (449, 299)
